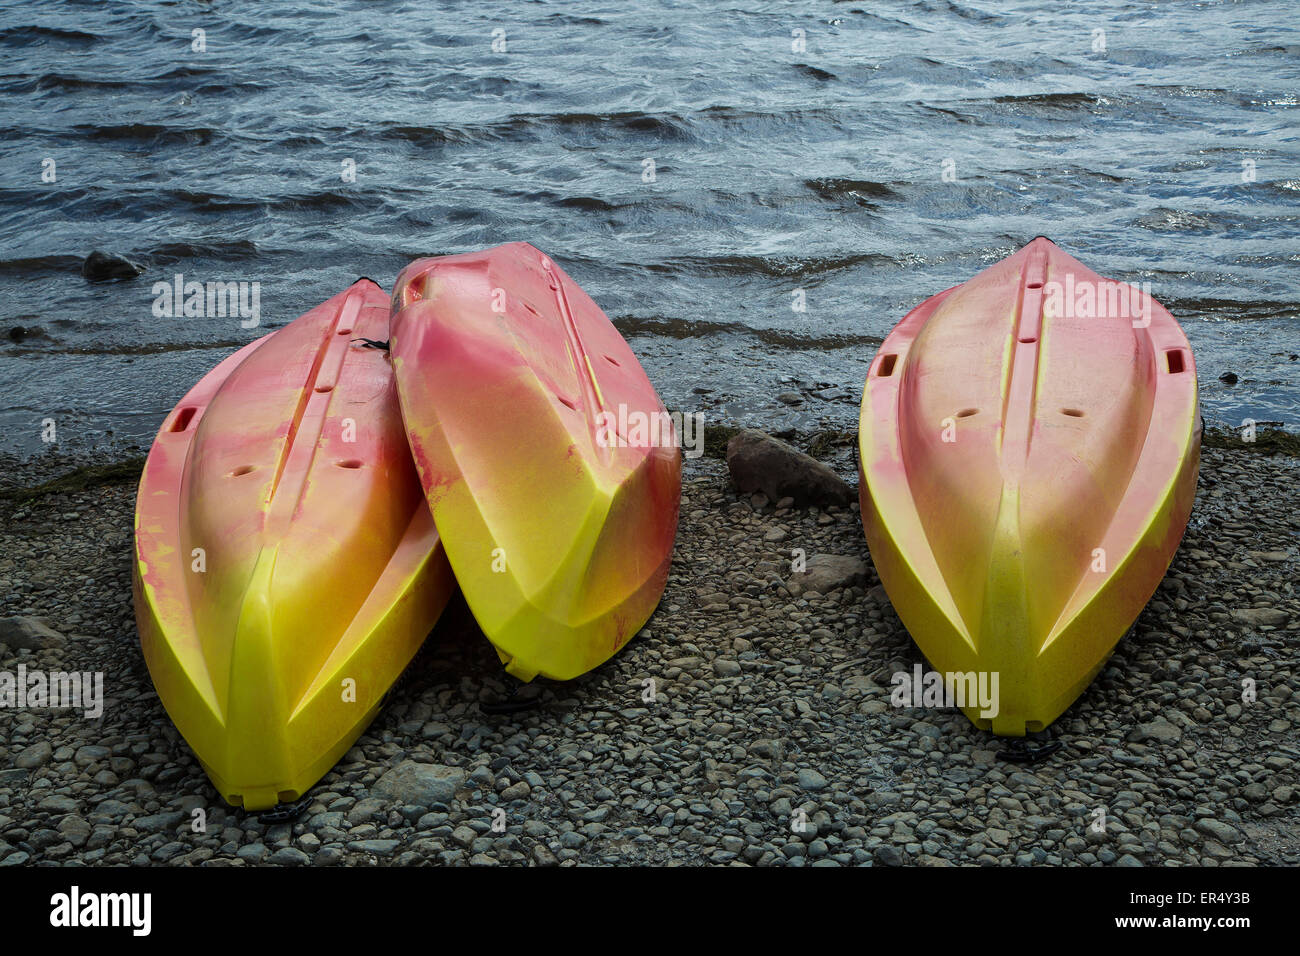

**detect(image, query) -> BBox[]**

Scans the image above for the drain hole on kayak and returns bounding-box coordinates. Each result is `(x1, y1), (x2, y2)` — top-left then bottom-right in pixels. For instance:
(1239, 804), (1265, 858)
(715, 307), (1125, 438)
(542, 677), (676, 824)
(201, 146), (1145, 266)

(170, 407), (197, 432)
(337, 327), (352, 335)
(1026, 281), (1043, 290)
(877, 353), (897, 377)
(229, 465), (256, 477)
(1018, 335), (1038, 344)
(1165, 349), (1186, 374)
(956, 407), (978, 418)
(314, 384), (334, 393)
(605, 354), (620, 366)
(557, 394), (579, 411)
(1062, 407), (1085, 418)
(335, 459), (363, 469)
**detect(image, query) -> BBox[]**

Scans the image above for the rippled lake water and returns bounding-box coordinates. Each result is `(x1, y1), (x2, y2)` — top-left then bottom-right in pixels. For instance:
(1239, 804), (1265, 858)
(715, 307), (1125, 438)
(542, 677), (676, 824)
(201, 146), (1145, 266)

(1, 0), (1296, 457)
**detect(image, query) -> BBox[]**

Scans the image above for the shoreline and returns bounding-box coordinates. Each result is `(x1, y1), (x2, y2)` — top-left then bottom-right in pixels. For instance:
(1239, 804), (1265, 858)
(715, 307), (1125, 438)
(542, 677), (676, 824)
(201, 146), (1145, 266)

(2, 420), (1294, 497)
(0, 429), (1296, 866)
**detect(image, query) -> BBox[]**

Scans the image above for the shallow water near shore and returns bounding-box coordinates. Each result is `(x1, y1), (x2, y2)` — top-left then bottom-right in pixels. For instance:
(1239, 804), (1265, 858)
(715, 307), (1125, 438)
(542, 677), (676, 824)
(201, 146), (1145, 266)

(1, 0), (1298, 456)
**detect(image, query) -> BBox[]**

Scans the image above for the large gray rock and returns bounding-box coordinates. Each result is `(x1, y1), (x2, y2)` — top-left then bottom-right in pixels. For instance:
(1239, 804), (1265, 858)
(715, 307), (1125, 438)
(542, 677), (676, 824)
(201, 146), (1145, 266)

(1193, 818), (1241, 844)
(713, 659), (742, 678)
(726, 429), (854, 508)
(797, 769), (829, 792)
(268, 847), (310, 866)
(1128, 718), (1183, 744)
(874, 844), (905, 866)
(37, 794), (79, 813)
(372, 761), (466, 808)
(132, 810), (184, 833)
(1231, 607), (1289, 628)
(14, 741), (53, 769)
(0, 617), (65, 651)
(349, 839), (400, 856)
(57, 815), (92, 848)
(786, 553), (869, 596)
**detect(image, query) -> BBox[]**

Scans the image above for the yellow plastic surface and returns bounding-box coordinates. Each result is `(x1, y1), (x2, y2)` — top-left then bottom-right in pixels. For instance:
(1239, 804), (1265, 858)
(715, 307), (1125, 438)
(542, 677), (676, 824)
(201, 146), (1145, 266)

(390, 244), (681, 681)
(133, 281), (455, 808)
(858, 239), (1200, 735)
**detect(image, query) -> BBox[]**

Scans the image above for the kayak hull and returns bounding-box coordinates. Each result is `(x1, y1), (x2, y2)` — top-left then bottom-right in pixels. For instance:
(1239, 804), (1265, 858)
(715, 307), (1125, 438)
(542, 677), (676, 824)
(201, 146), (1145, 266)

(858, 239), (1200, 735)
(390, 243), (680, 681)
(133, 280), (455, 809)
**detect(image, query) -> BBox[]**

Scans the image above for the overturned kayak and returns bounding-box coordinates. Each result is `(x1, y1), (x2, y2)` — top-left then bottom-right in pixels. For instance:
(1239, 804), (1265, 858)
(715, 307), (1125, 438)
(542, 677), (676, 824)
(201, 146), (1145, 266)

(858, 238), (1200, 735)
(390, 243), (680, 681)
(133, 279), (455, 809)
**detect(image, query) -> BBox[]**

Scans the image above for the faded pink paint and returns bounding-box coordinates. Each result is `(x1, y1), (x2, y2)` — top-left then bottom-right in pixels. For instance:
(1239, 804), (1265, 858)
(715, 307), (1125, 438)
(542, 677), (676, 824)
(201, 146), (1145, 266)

(389, 242), (681, 681)
(858, 238), (1200, 735)
(133, 279), (455, 808)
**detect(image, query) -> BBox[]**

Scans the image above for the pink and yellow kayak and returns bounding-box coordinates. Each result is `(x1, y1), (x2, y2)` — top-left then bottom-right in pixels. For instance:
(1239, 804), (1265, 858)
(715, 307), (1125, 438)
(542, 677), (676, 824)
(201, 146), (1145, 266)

(858, 238), (1200, 735)
(390, 243), (681, 681)
(133, 279), (455, 809)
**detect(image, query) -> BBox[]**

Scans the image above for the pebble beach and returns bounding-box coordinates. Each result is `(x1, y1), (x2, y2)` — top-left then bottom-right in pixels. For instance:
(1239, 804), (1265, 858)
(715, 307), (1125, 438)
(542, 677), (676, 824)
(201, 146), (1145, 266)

(0, 433), (1296, 867)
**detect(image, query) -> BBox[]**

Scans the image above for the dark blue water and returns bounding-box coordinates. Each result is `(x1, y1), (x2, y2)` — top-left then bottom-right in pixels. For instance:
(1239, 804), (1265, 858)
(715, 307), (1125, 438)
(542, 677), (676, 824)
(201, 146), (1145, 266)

(1, 0), (1297, 457)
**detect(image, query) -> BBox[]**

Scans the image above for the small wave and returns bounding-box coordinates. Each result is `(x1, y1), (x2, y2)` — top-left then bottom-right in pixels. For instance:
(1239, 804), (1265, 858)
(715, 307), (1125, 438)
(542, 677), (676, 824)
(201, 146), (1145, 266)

(794, 64), (836, 82)
(7, 340), (256, 359)
(914, 103), (985, 125)
(916, 0), (1002, 23)
(1138, 84), (1231, 100)
(76, 123), (219, 147)
(145, 189), (260, 214)
(0, 254), (84, 276)
(267, 191), (371, 213)
(143, 189), (368, 215)
(991, 91), (1105, 108)
(1238, 45), (1300, 58)
(548, 110), (693, 140)
(8, 65), (254, 97)
(804, 178), (900, 206)
(1132, 208), (1231, 234)
(376, 104), (846, 151)
(278, 134), (329, 148)
(379, 124), (454, 146)
(554, 196), (619, 212)
(145, 240), (263, 264)
(33, 72), (134, 92)
(615, 315), (883, 351)
(1163, 297), (1300, 323)
(443, 74), (517, 97)
(640, 252), (901, 280)
(540, 14), (608, 26)
(0, 24), (100, 46)
(874, 54), (982, 85)
(377, 110), (693, 147)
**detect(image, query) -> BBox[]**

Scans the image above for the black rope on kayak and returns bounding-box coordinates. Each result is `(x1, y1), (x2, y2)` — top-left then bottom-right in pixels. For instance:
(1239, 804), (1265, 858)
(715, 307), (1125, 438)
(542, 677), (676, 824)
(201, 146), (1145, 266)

(352, 337), (389, 351)
(257, 794), (312, 824)
(480, 678), (542, 715)
(996, 728), (1063, 765)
